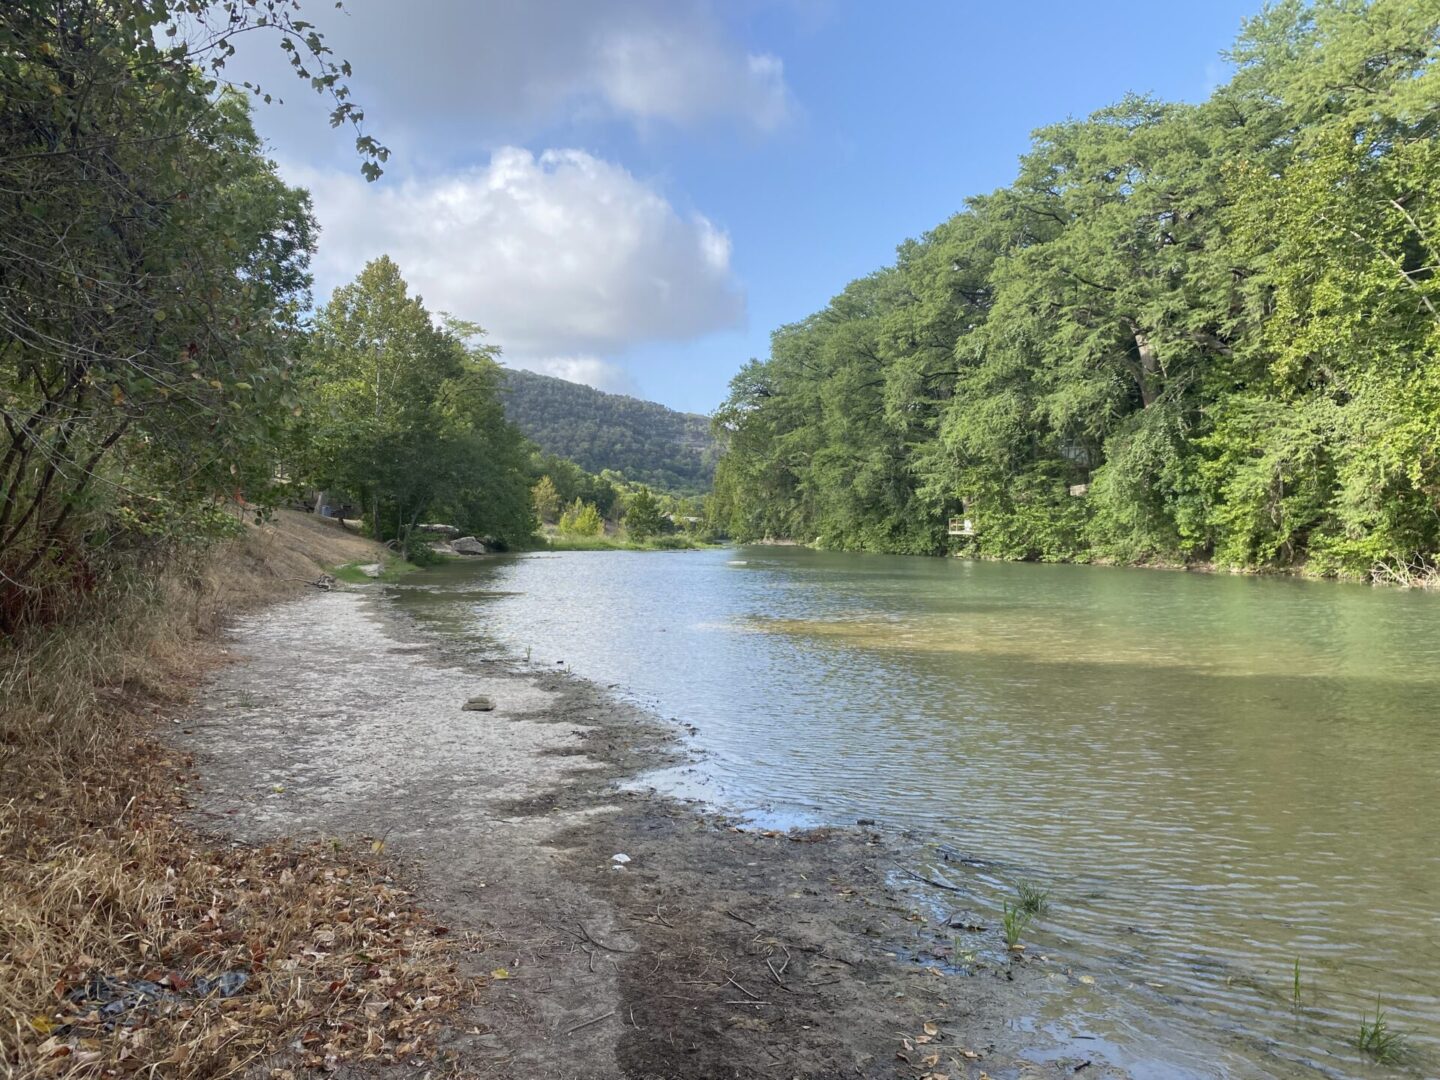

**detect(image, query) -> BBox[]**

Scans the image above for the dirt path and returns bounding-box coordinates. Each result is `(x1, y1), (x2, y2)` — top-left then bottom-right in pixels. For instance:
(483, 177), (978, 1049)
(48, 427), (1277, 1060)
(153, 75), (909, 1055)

(178, 587), (1126, 1080)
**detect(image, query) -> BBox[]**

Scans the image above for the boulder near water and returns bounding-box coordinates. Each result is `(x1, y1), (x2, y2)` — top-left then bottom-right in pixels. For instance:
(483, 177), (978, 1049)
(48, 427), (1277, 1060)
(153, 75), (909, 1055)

(451, 536), (488, 555)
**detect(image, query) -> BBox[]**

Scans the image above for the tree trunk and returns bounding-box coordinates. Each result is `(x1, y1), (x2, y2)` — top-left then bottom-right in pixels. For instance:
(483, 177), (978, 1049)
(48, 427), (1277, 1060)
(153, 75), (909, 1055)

(1132, 329), (1160, 408)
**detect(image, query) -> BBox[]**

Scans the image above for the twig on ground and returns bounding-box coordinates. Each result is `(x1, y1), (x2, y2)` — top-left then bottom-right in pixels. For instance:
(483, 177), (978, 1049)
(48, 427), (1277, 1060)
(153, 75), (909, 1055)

(556, 922), (635, 954)
(577, 922), (635, 953)
(726, 975), (762, 1000)
(565, 1010), (615, 1035)
(897, 866), (967, 894)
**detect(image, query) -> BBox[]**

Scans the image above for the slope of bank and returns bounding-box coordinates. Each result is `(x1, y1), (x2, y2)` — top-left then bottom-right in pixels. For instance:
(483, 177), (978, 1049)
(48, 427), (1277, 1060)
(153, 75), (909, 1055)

(0, 512), (463, 1077)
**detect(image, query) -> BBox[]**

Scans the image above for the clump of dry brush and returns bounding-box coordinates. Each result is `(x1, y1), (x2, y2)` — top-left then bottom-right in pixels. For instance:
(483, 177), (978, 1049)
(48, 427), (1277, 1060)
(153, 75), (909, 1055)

(1, 521), (471, 1078)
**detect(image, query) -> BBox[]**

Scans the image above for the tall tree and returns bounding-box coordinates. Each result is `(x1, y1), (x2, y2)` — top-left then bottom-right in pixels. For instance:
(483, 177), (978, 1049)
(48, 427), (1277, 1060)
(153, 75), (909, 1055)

(304, 259), (533, 548)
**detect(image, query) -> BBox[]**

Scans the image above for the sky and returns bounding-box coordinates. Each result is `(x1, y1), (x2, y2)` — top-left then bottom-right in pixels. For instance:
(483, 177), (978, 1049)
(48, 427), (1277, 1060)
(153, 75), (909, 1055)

(232, 0), (1263, 414)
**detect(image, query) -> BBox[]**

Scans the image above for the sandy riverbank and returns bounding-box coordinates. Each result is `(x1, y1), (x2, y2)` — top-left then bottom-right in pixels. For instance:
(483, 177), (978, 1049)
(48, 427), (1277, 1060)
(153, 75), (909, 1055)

(173, 579), (1135, 1080)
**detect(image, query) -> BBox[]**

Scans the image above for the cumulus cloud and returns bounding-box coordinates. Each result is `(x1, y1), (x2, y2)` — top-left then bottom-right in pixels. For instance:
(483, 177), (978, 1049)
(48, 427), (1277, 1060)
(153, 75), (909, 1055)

(522, 357), (640, 396)
(231, 0), (794, 162)
(594, 26), (790, 131)
(294, 147), (745, 383)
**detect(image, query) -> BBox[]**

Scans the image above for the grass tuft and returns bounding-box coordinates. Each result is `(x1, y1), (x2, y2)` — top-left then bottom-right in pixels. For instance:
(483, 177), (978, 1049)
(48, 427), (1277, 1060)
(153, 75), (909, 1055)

(1014, 880), (1050, 917)
(1001, 902), (1033, 950)
(330, 556), (419, 584)
(1356, 1001), (1407, 1064)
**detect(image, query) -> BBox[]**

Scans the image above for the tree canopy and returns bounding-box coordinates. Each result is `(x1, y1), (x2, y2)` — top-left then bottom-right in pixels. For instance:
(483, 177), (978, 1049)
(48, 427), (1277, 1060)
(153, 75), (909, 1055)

(302, 258), (533, 550)
(713, 0), (1440, 580)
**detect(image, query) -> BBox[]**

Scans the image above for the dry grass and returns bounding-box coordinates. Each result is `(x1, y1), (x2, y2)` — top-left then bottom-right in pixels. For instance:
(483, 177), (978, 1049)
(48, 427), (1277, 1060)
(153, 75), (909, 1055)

(1, 512), (470, 1078)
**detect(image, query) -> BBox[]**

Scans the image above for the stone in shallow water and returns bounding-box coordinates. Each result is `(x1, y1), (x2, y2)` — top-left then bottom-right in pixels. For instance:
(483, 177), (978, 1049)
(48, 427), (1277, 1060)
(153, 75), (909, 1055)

(463, 696), (495, 712)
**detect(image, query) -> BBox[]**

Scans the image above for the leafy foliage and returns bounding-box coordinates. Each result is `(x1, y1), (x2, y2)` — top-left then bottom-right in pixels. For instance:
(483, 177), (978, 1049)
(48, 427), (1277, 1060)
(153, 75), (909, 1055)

(623, 486), (664, 540)
(557, 498), (605, 537)
(501, 369), (717, 494)
(531, 475), (562, 524)
(301, 258), (534, 547)
(715, 0), (1440, 579)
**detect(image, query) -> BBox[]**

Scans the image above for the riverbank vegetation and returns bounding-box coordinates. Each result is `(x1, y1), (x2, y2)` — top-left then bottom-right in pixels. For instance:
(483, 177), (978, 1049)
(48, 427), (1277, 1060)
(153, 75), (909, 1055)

(0, 4), (478, 1073)
(1, 512), (463, 1076)
(712, 0), (1440, 582)
(529, 465), (716, 550)
(300, 256), (534, 559)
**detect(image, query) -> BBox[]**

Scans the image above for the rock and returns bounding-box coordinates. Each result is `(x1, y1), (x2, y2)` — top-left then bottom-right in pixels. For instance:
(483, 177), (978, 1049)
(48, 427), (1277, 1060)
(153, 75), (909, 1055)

(356, 562), (383, 578)
(451, 536), (488, 555)
(611, 853), (631, 864)
(462, 696), (495, 712)
(416, 523), (461, 539)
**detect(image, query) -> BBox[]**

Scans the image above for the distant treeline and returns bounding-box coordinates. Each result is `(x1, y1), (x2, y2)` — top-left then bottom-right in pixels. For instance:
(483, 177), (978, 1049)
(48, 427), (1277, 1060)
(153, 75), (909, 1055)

(501, 369), (717, 495)
(713, 0), (1440, 581)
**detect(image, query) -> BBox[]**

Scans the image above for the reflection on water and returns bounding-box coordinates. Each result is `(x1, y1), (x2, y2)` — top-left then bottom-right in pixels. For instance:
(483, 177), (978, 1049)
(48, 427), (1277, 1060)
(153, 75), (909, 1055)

(390, 549), (1440, 1079)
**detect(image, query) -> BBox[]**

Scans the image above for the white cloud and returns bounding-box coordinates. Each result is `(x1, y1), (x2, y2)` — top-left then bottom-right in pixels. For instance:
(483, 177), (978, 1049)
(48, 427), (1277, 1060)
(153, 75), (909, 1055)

(295, 147), (745, 381)
(230, 1), (794, 163)
(595, 26), (790, 132)
(518, 357), (639, 396)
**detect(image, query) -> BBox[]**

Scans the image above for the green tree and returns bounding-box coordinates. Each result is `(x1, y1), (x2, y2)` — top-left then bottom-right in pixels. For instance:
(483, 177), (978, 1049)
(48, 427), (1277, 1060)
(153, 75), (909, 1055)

(558, 499), (605, 537)
(0, 0), (383, 631)
(532, 475), (562, 524)
(623, 486), (664, 540)
(303, 259), (533, 548)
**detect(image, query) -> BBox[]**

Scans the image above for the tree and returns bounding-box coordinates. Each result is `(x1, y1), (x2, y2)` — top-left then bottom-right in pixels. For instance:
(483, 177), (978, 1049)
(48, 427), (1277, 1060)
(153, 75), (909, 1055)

(303, 259), (533, 548)
(623, 486), (664, 540)
(558, 499), (605, 537)
(0, 0), (384, 631)
(531, 475), (561, 525)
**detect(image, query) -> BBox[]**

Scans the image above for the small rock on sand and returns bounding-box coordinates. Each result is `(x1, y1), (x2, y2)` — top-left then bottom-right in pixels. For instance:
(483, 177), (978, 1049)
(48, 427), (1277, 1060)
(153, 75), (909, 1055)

(463, 696), (496, 712)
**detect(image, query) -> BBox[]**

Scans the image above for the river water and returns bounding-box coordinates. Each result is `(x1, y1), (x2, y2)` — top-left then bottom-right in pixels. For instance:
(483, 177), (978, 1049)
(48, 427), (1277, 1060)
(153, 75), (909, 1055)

(390, 547), (1440, 1078)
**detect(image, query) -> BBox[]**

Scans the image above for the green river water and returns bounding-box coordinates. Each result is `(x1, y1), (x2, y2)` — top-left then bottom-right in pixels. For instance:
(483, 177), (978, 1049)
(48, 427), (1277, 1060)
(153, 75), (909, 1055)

(391, 547), (1440, 1079)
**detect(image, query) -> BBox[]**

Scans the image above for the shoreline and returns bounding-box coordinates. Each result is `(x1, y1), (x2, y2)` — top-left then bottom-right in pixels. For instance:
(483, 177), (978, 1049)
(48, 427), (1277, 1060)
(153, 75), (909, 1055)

(176, 581), (1136, 1079)
(739, 539), (1432, 588)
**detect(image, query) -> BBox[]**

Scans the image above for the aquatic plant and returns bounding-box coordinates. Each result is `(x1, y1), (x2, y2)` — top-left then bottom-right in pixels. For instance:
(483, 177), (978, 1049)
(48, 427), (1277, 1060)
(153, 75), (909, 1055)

(1356, 1001), (1406, 1064)
(1292, 958), (1301, 1009)
(1001, 902), (1032, 949)
(1015, 880), (1050, 917)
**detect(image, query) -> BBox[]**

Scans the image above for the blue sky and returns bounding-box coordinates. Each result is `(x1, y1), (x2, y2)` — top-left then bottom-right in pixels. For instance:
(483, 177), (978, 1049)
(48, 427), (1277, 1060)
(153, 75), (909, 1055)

(238, 1), (1262, 414)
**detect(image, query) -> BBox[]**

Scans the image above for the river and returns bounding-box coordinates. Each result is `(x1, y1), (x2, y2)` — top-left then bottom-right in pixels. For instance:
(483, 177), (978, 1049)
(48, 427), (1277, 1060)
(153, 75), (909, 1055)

(389, 547), (1440, 1079)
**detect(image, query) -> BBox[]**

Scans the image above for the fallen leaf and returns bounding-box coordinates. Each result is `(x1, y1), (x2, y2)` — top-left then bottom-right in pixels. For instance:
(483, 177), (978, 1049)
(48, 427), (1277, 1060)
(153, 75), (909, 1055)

(490, 968), (510, 980)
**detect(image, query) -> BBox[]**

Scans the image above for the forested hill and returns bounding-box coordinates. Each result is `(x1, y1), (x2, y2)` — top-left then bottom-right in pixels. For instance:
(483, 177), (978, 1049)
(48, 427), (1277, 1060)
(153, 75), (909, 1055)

(500, 369), (717, 493)
(712, 0), (1440, 583)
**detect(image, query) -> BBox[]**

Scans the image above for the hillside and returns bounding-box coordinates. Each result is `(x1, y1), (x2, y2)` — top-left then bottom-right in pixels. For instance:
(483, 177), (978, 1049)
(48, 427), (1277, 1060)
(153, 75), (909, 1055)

(500, 368), (717, 493)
